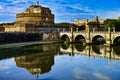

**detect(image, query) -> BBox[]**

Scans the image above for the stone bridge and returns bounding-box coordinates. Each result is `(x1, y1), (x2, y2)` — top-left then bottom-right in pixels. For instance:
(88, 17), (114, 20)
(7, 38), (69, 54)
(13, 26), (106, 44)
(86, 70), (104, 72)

(59, 30), (120, 46)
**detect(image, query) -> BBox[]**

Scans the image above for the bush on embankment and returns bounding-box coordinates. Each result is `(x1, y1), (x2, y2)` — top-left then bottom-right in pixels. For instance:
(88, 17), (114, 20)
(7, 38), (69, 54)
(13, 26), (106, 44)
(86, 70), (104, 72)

(0, 32), (42, 44)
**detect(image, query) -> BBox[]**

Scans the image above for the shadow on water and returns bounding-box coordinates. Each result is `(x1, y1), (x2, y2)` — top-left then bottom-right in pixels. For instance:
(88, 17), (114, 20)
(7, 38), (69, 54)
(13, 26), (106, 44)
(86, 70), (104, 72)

(0, 43), (60, 78)
(0, 44), (59, 60)
(61, 43), (70, 50)
(74, 43), (86, 52)
(92, 45), (105, 54)
(59, 42), (120, 60)
(15, 50), (55, 77)
(113, 46), (120, 56)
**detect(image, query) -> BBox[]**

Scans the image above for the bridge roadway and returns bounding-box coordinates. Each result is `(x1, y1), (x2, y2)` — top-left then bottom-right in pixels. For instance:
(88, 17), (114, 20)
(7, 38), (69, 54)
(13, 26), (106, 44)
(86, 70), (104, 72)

(59, 30), (120, 46)
(59, 44), (120, 62)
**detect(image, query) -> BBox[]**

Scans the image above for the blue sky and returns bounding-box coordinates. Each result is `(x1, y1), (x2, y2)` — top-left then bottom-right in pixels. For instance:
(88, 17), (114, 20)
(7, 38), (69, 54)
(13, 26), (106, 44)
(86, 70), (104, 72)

(0, 0), (120, 23)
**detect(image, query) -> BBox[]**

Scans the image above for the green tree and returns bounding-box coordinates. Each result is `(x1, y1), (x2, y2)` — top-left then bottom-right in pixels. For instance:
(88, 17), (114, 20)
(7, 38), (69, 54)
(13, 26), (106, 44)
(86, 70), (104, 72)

(104, 19), (117, 31)
(54, 22), (71, 27)
(104, 19), (120, 31)
(87, 21), (100, 32)
(115, 19), (120, 31)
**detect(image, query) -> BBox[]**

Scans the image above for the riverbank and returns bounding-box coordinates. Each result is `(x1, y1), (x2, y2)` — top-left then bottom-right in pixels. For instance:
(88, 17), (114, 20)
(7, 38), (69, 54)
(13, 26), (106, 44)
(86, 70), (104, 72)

(0, 41), (62, 49)
(0, 32), (42, 44)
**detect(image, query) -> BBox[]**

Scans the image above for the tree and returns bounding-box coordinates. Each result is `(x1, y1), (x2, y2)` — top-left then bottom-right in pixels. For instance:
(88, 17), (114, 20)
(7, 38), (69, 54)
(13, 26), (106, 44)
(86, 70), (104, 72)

(104, 19), (116, 31)
(104, 19), (120, 31)
(115, 20), (120, 31)
(87, 21), (100, 32)
(54, 22), (72, 27)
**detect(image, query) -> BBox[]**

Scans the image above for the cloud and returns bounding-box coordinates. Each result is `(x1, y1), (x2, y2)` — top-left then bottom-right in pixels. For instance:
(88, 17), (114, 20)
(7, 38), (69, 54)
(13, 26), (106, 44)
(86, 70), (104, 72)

(0, 0), (32, 23)
(73, 68), (111, 80)
(93, 72), (111, 80)
(0, 58), (15, 70)
(40, 0), (93, 22)
(0, 0), (93, 23)
(0, 5), (2, 10)
(0, 0), (120, 23)
(93, 9), (120, 19)
(96, 9), (120, 19)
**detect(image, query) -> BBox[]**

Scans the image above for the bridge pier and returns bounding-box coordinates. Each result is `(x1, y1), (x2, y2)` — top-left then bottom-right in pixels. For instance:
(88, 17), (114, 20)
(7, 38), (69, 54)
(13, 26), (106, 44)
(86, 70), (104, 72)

(86, 39), (91, 45)
(106, 39), (111, 46)
(86, 30), (91, 44)
(106, 28), (111, 46)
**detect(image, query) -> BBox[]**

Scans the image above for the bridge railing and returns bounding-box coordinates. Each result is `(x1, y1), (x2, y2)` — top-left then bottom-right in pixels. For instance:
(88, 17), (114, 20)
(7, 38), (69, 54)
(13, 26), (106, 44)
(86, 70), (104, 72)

(111, 32), (120, 34)
(90, 31), (108, 34)
(60, 30), (120, 34)
(74, 31), (88, 34)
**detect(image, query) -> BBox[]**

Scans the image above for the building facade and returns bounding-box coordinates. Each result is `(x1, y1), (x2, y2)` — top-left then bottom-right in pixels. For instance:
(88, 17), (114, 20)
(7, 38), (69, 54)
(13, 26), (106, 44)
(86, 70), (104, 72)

(1, 2), (54, 32)
(74, 16), (105, 31)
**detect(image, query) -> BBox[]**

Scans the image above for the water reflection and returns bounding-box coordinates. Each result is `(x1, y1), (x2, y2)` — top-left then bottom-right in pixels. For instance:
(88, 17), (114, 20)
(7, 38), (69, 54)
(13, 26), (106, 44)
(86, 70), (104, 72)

(92, 45), (105, 54)
(0, 43), (120, 80)
(113, 46), (120, 56)
(15, 53), (54, 78)
(0, 44), (59, 60)
(60, 43), (120, 60)
(61, 43), (70, 50)
(0, 44), (59, 78)
(75, 44), (86, 52)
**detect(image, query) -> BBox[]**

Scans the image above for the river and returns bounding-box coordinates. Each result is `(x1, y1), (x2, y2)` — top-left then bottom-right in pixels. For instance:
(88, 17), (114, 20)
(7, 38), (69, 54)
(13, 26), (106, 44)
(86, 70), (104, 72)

(0, 43), (120, 80)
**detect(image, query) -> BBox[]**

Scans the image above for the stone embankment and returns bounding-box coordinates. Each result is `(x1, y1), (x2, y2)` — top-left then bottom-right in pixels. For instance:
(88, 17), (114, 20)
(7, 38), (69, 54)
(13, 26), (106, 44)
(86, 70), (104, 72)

(0, 32), (60, 45)
(42, 32), (59, 41)
(0, 32), (42, 44)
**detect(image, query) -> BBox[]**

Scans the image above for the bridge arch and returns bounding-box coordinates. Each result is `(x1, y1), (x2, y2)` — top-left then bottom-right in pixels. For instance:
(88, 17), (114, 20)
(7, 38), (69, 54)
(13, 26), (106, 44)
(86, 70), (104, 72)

(74, 35), (86, 43)
(60, 34), (70, 42)
(61, 43), (70, 50)
(113, 46), (120, 56)
(92, 35), (106, 44)
(74, 44), (86, 52)
(113, 36), (120, 45)
(92, 45), (104, 54)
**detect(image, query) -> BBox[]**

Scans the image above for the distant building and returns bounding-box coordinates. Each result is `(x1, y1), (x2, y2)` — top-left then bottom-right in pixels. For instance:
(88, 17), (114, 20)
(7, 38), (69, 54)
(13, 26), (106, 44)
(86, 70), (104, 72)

(0, 1), (54, 32)
(74, 16), (105, 31)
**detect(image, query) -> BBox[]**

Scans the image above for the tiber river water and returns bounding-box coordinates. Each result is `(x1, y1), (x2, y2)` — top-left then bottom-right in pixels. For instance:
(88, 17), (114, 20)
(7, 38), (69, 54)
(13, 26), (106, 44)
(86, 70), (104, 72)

(0, 43), (120, 80)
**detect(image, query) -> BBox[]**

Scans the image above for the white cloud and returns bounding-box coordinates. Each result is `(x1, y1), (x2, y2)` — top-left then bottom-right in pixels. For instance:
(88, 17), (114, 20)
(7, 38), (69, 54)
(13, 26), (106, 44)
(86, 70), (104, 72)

(40, 0), (93, 22)
(7, 0), (35, 5)
(73, 68), (111, 80)
(0, 0), (94, 23)
(0, 58), (15, 70)
(93, 72), (111, 80)
(0, 5), (2, 10)
(73, 68), (90, 80)
(95, 9), (120, 19)
(0, 0), (120, 23)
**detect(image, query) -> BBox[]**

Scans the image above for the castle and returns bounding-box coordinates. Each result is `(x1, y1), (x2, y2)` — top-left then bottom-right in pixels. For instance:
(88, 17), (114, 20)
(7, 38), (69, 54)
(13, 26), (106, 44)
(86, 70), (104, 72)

(74, 16), (105, 31)
(0, 1), (54, 32)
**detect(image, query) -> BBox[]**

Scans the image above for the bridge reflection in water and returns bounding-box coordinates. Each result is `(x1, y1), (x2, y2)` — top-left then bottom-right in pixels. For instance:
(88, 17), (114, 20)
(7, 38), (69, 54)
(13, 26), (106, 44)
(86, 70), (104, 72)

(60, 43), (120, 63)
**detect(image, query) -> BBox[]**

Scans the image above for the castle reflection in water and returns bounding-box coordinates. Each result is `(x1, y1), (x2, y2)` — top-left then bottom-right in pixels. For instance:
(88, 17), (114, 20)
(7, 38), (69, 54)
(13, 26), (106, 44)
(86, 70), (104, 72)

(1, 43), (119, 77)
(14, 44), (59, 78)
